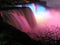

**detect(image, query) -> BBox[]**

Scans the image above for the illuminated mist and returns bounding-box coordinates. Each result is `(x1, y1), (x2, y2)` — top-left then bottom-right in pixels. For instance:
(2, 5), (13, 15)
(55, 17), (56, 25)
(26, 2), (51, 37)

(1, 3), (60, 41)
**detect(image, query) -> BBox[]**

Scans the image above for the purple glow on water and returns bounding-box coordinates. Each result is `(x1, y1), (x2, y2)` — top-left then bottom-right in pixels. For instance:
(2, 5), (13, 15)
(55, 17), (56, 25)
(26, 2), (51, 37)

(1, 4), (60, 41)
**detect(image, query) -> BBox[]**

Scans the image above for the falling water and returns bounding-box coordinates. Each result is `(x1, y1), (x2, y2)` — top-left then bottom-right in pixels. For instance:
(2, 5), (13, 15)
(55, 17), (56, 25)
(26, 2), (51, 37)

(1, 3), (60, 41)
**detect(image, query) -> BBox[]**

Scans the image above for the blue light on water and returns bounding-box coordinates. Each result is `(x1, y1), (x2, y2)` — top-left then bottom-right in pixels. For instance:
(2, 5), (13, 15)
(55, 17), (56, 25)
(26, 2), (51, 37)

(16, 4), (46, 16)
(15, 5), (22, 7)
(25, 4), (46, 16)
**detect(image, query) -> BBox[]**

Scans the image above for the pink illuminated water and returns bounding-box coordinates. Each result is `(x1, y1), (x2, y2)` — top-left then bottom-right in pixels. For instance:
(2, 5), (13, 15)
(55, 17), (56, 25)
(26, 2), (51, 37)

(1, 4), (60, 41)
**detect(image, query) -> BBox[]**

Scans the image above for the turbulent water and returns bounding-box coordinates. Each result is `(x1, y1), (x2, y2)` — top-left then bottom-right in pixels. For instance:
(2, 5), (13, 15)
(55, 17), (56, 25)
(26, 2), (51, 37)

(1, 4), (60, 41)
